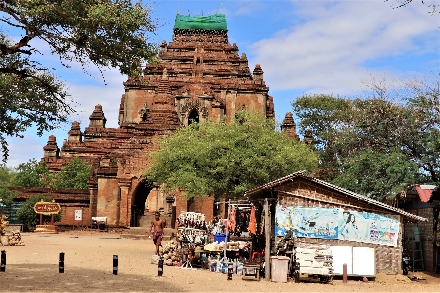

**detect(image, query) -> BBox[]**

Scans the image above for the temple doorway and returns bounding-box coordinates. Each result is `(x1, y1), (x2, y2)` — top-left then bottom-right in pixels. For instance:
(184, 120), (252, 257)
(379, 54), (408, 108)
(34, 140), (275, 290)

(188, 109), (199, 125)
(130, 180), (153, 227)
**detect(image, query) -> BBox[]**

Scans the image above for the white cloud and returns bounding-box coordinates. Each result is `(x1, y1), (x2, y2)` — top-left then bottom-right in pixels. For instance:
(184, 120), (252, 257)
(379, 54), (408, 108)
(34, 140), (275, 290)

(66, 71), (126, 129)
(230, 0), (263, 16)
(21, 37), (127, 128)
(250, 0), (439, 94)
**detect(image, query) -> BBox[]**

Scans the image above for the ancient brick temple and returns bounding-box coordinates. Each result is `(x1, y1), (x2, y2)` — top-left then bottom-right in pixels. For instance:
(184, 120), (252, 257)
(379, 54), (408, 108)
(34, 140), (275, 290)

(41, 14), (297, 228)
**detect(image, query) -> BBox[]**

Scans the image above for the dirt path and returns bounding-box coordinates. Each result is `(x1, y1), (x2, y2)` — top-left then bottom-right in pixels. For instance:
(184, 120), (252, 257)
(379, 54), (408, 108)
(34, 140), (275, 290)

(0, 231), (439, 292)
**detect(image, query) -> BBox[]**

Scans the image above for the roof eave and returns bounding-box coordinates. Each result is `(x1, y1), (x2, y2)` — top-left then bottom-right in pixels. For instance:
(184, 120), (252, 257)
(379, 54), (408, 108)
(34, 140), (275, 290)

(244, 172), (428, 223)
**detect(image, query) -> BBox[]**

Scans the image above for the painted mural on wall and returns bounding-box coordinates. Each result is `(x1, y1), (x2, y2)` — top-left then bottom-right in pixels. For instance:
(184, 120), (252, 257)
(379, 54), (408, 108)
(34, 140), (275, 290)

(275, 205), (400, 247)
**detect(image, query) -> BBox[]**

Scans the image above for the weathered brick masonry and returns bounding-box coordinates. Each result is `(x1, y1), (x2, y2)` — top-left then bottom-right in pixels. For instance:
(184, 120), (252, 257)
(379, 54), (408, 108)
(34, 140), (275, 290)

(35, 15), (298, 228)
(406, 208), (435, 272)
(10, 187), (90, 227)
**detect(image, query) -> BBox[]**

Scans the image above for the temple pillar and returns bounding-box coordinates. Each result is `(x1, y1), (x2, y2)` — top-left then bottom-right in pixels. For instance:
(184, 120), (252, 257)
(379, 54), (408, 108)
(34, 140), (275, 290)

(118, 179), (132, 227)
(88, 183), (98, 218)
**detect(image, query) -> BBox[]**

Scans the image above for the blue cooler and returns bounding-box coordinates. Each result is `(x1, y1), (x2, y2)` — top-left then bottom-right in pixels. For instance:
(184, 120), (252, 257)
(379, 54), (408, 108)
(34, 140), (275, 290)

(214, 233), (227, 243)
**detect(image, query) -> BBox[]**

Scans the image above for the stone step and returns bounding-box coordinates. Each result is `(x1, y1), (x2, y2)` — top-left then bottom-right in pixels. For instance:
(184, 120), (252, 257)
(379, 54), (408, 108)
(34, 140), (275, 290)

(121, 227), (176, 235)
(138, 215), (154, 227)
(137, 214), (174, 228)
(120, 234), (174, 241)
(120, 227), (176, 241)
(122, 227), (150, 235)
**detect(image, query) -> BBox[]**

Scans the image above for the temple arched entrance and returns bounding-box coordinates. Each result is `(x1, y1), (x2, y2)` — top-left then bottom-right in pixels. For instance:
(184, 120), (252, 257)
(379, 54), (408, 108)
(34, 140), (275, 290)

(188, 109), (199, 125)
(130, 180), (154, 227)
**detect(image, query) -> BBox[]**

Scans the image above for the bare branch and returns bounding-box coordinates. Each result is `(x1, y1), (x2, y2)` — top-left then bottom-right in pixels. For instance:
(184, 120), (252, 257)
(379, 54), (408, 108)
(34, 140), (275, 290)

(0, 16), (26, 29)
(0, 67), (29, 78)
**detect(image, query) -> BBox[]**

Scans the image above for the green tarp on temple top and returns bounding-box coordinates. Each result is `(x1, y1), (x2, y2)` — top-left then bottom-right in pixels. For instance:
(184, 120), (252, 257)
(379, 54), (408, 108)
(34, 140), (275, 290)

(174, 14), (227, 30)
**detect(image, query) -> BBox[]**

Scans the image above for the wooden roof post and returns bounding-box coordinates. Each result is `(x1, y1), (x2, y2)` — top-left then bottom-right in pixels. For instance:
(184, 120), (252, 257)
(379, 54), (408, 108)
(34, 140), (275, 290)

(264, 198), (271, 280)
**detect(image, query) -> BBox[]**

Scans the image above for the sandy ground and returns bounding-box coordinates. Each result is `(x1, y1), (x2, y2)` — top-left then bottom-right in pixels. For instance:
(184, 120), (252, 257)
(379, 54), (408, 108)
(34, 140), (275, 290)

(0, 231), (439, 293)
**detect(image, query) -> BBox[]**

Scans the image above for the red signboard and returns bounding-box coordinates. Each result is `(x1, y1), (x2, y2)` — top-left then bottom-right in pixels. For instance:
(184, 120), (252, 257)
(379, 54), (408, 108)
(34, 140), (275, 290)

(33, 201), (61, 214)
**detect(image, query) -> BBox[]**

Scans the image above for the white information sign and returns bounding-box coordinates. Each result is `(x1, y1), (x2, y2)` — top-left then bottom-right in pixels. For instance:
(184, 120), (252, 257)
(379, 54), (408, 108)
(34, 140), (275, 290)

(75, 210), (82, 221)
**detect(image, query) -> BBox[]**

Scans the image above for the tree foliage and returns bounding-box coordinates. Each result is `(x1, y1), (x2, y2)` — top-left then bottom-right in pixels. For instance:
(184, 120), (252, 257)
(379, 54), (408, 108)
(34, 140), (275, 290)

(291, 94), (353, 181)
(52, 157), (91, 189)
(10, 157), (91, 189)
(16, 195), (61, 229)
(0, 166), (16, 204)
(146, 111), (318, 199)
(0, 33), (72, 161)
(292, 75), (440, 200)
(0, 0), (158, 161)
(331, 150), (420, 201)
(10, 158), (51, 187)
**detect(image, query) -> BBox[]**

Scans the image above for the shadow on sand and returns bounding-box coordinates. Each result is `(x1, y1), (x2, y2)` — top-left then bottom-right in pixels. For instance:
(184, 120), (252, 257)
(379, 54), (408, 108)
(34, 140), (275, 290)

(0, 263), (185, 292)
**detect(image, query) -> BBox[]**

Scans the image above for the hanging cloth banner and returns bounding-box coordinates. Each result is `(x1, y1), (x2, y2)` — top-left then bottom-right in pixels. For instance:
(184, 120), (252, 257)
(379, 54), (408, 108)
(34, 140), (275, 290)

(248, 206), (257, 235)
(229, 206), (236, 232)
(275, 205), (400, 247)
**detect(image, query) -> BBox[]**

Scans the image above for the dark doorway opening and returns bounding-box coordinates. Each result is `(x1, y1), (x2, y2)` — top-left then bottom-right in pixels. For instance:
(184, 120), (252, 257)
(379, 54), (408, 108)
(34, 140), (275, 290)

(131, 180), (153, 227)
(188, 109), (199, 125)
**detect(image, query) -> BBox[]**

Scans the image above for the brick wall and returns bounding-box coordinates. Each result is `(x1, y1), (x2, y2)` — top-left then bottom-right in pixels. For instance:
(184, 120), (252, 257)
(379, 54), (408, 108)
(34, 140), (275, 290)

(188, 197), (214, 222)
(175, 190), (188, 221)
(58, 205), (91, 227)
(9, 186), (91, 228)
(406, 208), (435, 272)
(174, 191), (214, 222)
(214, 200), (228, 219)
(96, 177), (120, 225)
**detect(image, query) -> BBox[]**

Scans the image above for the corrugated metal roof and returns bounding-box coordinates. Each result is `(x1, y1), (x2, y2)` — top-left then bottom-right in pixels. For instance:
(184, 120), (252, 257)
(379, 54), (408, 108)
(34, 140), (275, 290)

(245, 171), (427, 222)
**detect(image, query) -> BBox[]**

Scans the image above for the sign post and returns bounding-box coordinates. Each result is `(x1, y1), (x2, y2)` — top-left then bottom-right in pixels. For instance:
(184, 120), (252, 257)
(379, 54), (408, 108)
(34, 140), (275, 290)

(75, 210), (82, 221)
(74, 209), (83, 230)
(33, 200), (61, 234)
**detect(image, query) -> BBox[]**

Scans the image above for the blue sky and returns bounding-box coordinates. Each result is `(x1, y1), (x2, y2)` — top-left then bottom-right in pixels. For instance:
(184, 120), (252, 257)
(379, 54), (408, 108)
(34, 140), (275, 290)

(4, 0), (440, 167)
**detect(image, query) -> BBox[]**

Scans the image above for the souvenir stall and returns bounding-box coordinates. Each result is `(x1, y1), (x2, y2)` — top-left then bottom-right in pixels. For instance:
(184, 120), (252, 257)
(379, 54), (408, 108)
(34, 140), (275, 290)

(223, 201), (264, 248)
(175, 211), (210, 251)
(173, 212), (210, 269)
(210, 200), (266, 279)
(244, 171), (427, 283)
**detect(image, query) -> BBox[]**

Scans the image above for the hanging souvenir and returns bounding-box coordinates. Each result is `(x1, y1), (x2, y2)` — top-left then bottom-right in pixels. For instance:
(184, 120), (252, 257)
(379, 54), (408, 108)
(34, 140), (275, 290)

(229, 205), (236, 232)
(248, 206), (257, 235)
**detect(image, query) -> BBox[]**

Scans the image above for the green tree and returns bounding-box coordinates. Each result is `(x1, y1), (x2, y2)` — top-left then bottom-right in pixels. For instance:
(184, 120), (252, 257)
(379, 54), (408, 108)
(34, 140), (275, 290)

(0, 33), (72, 162)
(146, 111), (318, 199)
(16, 195), (61, 229)
(11, 158), (51, 187)
(292, 94), (353, 181)
(0, 0), (158, 161)
(0, 166), (16, 204)
(292, 75), (440, 199)
(332, 150), (420, 201)
(52, 157), (91, 189)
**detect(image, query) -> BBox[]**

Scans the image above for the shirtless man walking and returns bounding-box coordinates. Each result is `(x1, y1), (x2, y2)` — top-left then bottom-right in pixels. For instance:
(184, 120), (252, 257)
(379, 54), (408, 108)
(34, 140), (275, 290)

(150, 211), (164, 255)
